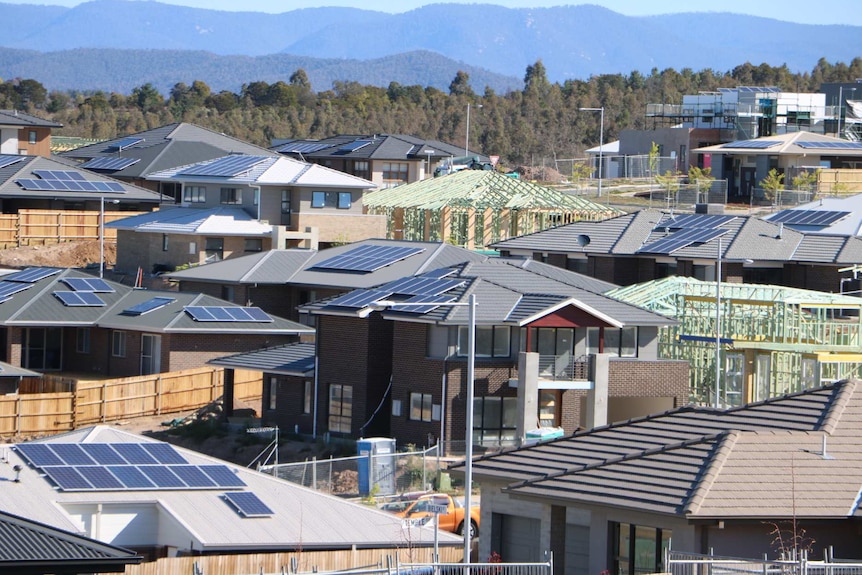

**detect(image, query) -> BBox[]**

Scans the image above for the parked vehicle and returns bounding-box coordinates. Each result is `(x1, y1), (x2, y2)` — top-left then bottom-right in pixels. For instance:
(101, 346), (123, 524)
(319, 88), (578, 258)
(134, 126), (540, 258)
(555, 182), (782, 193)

(388, 493), (480, 538)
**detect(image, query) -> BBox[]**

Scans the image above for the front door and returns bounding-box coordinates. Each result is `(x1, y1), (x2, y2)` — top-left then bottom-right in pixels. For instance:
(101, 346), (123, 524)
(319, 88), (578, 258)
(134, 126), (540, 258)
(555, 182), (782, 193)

(141, 334), (161, 375)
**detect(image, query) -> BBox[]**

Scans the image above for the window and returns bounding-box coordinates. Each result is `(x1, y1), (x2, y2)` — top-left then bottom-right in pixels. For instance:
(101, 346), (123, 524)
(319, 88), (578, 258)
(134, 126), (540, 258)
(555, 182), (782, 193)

(328, 384), (352, 434)
(24, 327), (62, 370)
(611, 522), (671, 575)
(112, 331), (126, 358)
(539, 391), (560, 427)
(76, 328), (91, 354)
(473, 396), (517, 446)
(205, 238), (224, 262)
(410, 392), (433, 422)
(281, 190), (292, 226)
(220, 187), (241, 205)
(527, 327), (574, 378)
(311, 191), (352, 209)
(182, 185), (206, 203)
(140, 334), (161, 375)
(303, 381), (312, 414)
(801, 357), (818, 390)
(244, 238), (263, 252)
(382, 162), (409, 187)
(268, 377), (277, 411)
(458, 325), (511, 357)
(162, 234), (169, 251)
(586, 327), (637, 357)
(352, 160), (370, 179)
(28, 130), (37, 144)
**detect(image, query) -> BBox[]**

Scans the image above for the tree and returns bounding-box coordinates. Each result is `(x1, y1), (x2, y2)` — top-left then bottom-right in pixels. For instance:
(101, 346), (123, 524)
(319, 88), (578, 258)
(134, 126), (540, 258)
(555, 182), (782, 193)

(289, 68), (311, 90)
(448, 71), (473, 97)
(130, 83), (164, 113)
(760, 168), (785, 204)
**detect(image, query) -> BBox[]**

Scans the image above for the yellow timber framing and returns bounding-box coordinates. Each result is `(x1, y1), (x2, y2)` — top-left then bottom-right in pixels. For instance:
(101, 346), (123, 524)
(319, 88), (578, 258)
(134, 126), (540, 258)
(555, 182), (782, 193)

(607, 276), (862, 405)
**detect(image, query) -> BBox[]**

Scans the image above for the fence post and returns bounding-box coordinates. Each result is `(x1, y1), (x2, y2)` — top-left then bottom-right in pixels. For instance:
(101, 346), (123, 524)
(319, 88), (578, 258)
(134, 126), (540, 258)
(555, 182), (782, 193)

(101, 381), (107, 423)
(16, 395), (21, 435)
(156, 375), (162, 416)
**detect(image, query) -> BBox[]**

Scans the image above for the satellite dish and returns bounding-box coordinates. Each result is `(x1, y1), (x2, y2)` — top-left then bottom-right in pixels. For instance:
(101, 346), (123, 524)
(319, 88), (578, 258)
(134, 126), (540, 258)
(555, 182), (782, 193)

(576, 234), (591, 248)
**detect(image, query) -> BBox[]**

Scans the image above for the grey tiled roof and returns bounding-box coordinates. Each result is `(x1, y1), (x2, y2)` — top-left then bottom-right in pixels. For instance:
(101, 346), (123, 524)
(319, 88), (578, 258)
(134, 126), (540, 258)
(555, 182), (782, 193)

(0, 110), (62, 128)
(467, 380), (862, 520)
(274, 133), (483, 162)
(208, 342), (315, 375)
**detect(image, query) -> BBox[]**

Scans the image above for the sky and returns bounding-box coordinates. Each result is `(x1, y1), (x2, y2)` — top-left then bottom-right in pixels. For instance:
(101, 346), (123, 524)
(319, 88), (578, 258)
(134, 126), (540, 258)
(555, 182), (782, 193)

(5, 0), (862, 26)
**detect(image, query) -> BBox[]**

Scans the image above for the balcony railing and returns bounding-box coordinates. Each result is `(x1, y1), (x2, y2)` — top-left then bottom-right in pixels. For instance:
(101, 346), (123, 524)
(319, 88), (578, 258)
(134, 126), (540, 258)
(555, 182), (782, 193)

(537, 354), (591, 381)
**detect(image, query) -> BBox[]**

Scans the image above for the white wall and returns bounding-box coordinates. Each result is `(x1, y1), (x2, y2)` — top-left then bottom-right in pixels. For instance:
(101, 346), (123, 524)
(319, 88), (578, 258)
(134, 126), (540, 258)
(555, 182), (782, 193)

(0, 128), (19, 154)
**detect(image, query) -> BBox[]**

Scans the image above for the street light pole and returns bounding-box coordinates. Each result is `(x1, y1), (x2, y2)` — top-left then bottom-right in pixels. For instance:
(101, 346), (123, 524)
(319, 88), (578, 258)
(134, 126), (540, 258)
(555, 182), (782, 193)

(579, 107), (604, 200)
(715, 236), (722, 408)
(838, 86), (844, 138)
(465, 104), (482, 157)
(99, 196), (105, 279)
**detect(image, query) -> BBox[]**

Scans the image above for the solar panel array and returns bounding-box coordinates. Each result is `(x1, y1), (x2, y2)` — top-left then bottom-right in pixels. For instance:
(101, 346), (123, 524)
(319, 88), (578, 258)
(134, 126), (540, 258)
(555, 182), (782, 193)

(81, 157), (141, 171)
(0, 281), (33, 303)
(224, 491), (274, 517)
(420, 267), (458, 279)
(797, 141), (862, 150)
(108, 137), (144, 151)
(390, 294), (457, 314)
(275, 142), (331, 154)
(16, 169), (126, 193)
(62, 277), (115, 293)
(0, 156), (25, 170)
(4, 268), (61, 283)
(328, 271), (465, 314)
(312, 244), (425, 273)
(721, 140), (780, 149)
(655, 214), (736, 231)
(769, 209), (851, 226)
(54, 291), (106, 307)
(178, 155), (269, 177)
(379, 276), (465, 296)
(184, 306), (273, 322)
(122, 296), (175, 316)
(15, 442), (247, 492)
(337, 140), (373, 153)
(637, 227), (729, 255)
(328, 289), (392, 309)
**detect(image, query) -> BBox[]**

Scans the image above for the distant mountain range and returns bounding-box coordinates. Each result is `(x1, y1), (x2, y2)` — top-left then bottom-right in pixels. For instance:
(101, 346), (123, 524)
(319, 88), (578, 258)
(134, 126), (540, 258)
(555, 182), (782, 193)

(1, 1), (860, 94)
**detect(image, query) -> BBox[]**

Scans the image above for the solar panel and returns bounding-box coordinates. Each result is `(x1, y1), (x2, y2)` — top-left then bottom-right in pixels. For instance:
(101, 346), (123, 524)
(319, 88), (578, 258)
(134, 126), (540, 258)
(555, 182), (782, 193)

(171, 465), (217, 488)
(107, 465), (156, 489)
(768, 209), (851, 226)
(276, 142), (331, 154)
(54, 291), (106, 307)
(655, 214), (736, 231)
(77, 465), (125, 489)
(338, 140), (373, 153)
(4, 268), (61, 283)
(81, 156), (140, 171)
(80, 444), (126, 465)
(419, 268), (458, 279)
(224, 491), (273, 517)
(390, 294), (457, 314)
(178, 155), (269, 177)
(42, 466), (94, 490)
(637, 227), (729, 255)
(137, 465), (186, 488)
(313, 245), (425, 273)
(0, 281), (32, 299)
(108, 137), (144, 151)
(62, 277), (115, 293)
(380, 276), (464, 297)
(112, 443), (158, 465)
(720, 140), (780, 149)
(122, 296), (175, 316)
(15, 443), (64, 467)
(34, 170), (86, 181)
(184, 306), (273, 322)
(16, 178), (126, 193)
(141, 443), (187, 465)
(797, 140), (862, 149)
(199, 465), (246, 487)
(0, 156), (24, 170)
(327, 289), (393, 309)
(50, 443), (97, 465)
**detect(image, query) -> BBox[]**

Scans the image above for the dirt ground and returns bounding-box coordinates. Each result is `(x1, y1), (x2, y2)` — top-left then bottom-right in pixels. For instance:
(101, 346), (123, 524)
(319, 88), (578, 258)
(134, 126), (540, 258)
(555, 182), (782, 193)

(0, 240), (115, 269)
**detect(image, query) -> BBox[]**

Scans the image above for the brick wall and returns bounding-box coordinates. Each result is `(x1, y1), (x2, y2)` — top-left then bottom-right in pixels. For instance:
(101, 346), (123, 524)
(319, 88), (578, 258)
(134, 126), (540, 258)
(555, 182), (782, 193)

(266, 374), (315, 435)
(293, 212), (387, 244)
(167, 333), (296, 373)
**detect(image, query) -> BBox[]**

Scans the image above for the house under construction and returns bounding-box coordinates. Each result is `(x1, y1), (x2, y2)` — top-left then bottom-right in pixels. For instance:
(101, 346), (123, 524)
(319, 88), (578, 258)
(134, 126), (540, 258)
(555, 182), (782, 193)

(362, 169), (621, 250)
(606, 276), (862, 407)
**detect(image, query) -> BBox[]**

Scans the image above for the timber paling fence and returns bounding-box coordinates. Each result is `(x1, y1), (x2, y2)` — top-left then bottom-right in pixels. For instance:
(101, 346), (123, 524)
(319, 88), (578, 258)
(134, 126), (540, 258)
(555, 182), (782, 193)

(0, 367), (262, 437)
(0, 208), (143, 249)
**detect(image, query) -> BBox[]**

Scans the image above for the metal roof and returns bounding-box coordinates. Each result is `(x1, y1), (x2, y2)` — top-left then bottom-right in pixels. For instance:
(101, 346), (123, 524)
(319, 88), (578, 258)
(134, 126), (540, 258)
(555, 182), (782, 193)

(208, 342), (315, 375)
(0, 110), (62, 128)
(106, 206), (274, 236)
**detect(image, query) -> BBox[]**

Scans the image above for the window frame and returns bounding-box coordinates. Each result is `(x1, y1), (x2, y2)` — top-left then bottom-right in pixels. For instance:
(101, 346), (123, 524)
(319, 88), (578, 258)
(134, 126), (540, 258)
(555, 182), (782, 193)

(586, 327), (638, 357)
(303, 380), (312, 414)
(244, 238), (263, 252)
(409, 392), (433, 422)
(112, 330), (126, 358)
(220, 187), (242, 205)
(268, 377), (277, 411)
(311, 191), (352, 209)
(382, 162), (409, 188)
(473, 396), (518, 446)
(328, 384), (352, 434)
(182, 185), (206, 203)
(76, 327), (91, 354)
(457, 325), (511, 358)
(28, 130), (37, 145)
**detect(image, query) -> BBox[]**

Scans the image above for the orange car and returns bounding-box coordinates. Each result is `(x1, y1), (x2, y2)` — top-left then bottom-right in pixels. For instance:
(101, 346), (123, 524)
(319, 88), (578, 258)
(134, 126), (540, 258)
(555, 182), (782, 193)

(390, 493), (480, 538)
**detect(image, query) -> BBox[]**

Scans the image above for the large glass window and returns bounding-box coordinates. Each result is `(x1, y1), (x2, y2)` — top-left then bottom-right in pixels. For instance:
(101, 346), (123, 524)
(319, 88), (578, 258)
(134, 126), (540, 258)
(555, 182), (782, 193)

(24, 327), (62, 370)
(112, 330), (126, 358)
(311, 191), (351, 209)
(458, 326), (511, 358)
(612, 522), (671, 575)
(410, 392), (433, 422)
(382, 162), (409, 188)
(205, 238), (224, 262)
(473, 396), (517, 446)
(328, 384), (352, 434)
(352, 160), (370, 180)
(587, 327), (637, 357)
(182, 185), (206, 203)
(220, 187), (241, 205)
(76, 327), (90, 354)
(281, 190), (292, 226)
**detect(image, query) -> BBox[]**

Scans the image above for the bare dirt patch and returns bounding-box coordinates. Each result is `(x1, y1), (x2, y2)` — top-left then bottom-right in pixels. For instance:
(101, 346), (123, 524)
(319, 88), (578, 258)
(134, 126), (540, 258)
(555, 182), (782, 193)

(0, 240), (115, 270)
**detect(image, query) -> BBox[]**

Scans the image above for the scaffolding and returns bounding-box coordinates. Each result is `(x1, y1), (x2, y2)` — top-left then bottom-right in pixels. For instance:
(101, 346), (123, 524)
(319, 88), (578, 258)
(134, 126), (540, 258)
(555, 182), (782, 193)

(363, 169), (622, 249)
(607, 277), (862, 406)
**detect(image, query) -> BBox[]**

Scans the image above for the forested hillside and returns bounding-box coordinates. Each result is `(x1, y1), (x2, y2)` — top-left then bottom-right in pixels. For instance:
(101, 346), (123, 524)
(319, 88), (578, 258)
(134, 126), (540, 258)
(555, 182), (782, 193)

(3, 57), (861, 167)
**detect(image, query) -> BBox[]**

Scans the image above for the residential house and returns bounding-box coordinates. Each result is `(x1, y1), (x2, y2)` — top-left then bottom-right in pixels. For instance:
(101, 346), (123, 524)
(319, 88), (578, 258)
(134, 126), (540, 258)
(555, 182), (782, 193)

(362, 169), (622, 250)
(607, 276), (862, 405)
(166, 239), (489, 323)
(492, 209), (862, 294)
(0, 267), (312, 378)
(272, 133), (488, 187)
(299, 256), (686, 447)
(0, 110), (62, 158)
(0, 153), (165, 213)
(60, 122), (278, 199)
(109, 153), (382, 273)
(0, 426), (459, 564)
(458, 379), (862, 574)
(0, 510), (141, 575)
(761, 192), (862, 236)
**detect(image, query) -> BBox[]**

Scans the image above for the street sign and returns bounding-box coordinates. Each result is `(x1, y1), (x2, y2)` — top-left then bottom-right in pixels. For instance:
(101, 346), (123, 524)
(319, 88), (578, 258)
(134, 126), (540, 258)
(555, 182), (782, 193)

(427, 504), (448, 515)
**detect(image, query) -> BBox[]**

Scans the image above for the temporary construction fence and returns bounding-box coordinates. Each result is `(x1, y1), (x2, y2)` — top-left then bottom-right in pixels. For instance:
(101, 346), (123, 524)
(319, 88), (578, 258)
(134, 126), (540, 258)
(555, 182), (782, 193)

(0, 208), (142, 248)
(0, 367), (262, 437)
(666, 550), (862, 575)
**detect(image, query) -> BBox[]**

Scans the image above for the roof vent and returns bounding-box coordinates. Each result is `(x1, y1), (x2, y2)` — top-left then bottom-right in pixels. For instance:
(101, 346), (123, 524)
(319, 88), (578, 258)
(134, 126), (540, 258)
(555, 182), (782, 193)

(821, 434), (834, 460)
(777, 222), (784, 239)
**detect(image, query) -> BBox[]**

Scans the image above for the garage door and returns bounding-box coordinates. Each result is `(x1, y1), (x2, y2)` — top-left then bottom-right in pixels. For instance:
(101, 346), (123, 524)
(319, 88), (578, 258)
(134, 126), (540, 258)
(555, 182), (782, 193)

(565, 524), (589, 575)
(499, 514), (541, 562)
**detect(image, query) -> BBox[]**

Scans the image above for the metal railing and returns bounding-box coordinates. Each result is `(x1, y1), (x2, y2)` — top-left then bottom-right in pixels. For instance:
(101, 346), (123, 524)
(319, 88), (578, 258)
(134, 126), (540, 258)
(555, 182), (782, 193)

(666, 550), (862, 575)
(197, 557), (554, 575)
(537, 354), (590, 381)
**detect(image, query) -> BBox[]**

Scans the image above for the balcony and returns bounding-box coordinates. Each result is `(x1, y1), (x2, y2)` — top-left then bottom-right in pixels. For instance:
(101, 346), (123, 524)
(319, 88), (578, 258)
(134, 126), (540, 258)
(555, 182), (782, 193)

(537, 354), (591, 381)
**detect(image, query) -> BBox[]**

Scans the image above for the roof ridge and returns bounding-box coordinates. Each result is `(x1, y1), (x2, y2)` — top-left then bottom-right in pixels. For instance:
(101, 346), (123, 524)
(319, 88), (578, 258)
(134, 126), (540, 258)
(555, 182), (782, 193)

(818, 378), (857, 434)
(241, 250), (280, 283)
(684, 430), (739, 515)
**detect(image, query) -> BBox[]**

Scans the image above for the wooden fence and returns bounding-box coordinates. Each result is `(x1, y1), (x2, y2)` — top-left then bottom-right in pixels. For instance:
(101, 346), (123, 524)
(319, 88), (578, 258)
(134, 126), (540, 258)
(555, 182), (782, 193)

(123, 547), (464, 575)
(0, 367), (262, 437)
(0, 209), (144, 248)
